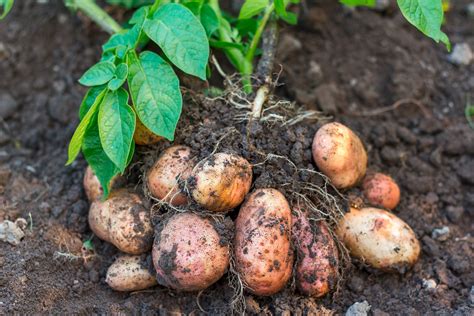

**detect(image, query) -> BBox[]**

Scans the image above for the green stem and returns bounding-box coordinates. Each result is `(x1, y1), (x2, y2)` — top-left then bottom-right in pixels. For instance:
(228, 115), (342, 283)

(150, 0), (162, 15)
(245, 3), (274, 64)
(65, 0), (123, 34)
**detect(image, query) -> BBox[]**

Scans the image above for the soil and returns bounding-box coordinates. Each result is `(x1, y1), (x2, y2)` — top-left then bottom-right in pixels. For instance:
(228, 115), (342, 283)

(1, 0), (473, 315)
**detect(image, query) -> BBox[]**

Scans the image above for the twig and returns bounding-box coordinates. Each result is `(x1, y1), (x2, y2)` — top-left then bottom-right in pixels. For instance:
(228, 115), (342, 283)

(348, 98), (431, 118)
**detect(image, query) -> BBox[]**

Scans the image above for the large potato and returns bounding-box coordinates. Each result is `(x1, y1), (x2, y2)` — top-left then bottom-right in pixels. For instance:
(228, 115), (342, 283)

(362, 173), (400, 210)
(147, 145), (195, 206)
(189, 153), (252, 212)
(292, 208), (339, 297)
(88, 189), (153, 254)
(336, 207), (420, 272)
(106, 255), (157, 291)
(152, 213), (230, 291)
(234, 188), (293, 296)
(312, 122), (367, 189)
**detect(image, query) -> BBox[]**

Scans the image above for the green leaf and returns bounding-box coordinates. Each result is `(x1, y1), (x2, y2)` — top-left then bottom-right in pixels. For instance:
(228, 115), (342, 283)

(340, 0), (375, 6)
(129, 5), (149, 24)
(0, 0), (13, 20)
(201, 4), (219, 37)
(105, 0), (153, 9)
(79, 85), (107, 120)
(144, 3), (209, 80)
(82, 112), (120, 198)
(98, 89), (136, 171)
(67, 89), (107, 165)
(397, 0), (450, 49)
(127, 51), (182, 141)
(79, 62), (116, 86)
(239, 0), (269, 19)
(108, 63), (128, 91)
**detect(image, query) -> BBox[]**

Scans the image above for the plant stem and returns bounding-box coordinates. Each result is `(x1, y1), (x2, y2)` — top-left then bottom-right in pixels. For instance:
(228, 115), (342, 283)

(245, 3), (274, 64)
(65, 0), (123, 34)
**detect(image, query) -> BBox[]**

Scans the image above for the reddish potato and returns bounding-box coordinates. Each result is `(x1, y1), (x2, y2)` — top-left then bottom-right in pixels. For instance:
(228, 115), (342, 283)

(234, 188), (293, 296)
(106, 255), (157, 292)
(189, 153), (252, 212)
(83, 166), (120, 202)
(147, 146), (195, 206)
(134, 118), (163, 146)
(336, 207), (420, 272)
(363, 173), (400, 210)
(152, 213), (230, 291)
(312, 122), (367, 189)
(88, 189), (153, 254)
(292, 208), (339, 297)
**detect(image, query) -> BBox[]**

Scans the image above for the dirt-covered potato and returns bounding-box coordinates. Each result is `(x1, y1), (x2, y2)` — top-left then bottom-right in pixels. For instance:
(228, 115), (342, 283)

(336, 207), (420, 272)
(106, 255), (157, 292)
(234, 188), (293, 296)
(188, 153), (252, 212)
(134, 118), (163, 146)
(152, 213), (230, 291)
(312, 122), (367, 189)
(363, 173), (400, 210)
(88, 189), (153, 254)
(147, 145), (195, 206)
(292, 208), (339, 297)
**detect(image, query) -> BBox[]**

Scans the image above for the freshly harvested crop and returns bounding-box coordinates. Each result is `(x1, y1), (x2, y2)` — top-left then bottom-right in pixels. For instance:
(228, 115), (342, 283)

(106, 255), (157, 291)
(362, 172), (400, 210)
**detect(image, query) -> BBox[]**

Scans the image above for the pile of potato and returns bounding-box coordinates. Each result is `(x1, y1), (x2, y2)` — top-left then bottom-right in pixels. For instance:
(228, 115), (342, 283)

(84, 121), (420, 298)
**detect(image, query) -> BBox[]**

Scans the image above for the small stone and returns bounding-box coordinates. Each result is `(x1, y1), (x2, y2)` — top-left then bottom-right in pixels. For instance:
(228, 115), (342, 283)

(345, 301), (371, 316)
(432, 226), (450, 241)
(422, 279), (437, 289)
(0, 93), (19, 119)
(448, 43), (473, 66)
(445, 206), (464, 223)
(0, 219), (26, 245)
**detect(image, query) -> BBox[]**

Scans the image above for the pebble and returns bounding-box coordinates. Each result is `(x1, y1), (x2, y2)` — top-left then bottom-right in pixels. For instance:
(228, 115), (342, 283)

(432, 226), (450, 241)
(422, 278), (437, 289)
(346, 301), (371, 316)
(447, 43), (473, 66)
(445, 206), (464, 223)
(0, 93), (19, 119)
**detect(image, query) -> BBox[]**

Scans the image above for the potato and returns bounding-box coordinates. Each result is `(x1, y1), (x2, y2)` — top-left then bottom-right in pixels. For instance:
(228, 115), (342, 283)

(152, 213), (229, 291)
(106, 255), (157, 291)
(336, 207), (420, 272)
(362, 172), (400, 210)
(83, 166), (121, 202)
(234, 188), (293, 296)
(312, 122), (367, 189)
(147, 145), (195, 206)
(292, 208), (339, 297)
(134, 118), (163, 146)
(189, 153), (252, 212)
(88, 189), (153, 254)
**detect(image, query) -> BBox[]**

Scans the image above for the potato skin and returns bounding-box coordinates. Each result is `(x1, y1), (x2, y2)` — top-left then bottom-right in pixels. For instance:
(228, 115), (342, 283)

(134, 118), (163, 146)
(106, 255), (157, 292)
(88, 190), (153, 254)
(312, 122), (367, 189)
(234, 188), (293, 296)
(152, 213), (229, 291)
(336, 207), (420, 272)
(292, 209), (339, 297)
(362, 173), (400, 210)
(147, 146), (195, 206)
(83, 166), (121, 202)
(189, 153), (252, 212)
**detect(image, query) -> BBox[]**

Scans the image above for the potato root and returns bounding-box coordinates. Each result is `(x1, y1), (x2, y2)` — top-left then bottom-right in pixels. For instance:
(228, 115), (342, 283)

(152, 213), (230, 291)
(147, 145), (195, 206)
(336, 207), (420, 272)
(234, 188), (293, 296)
(134, 118), (163, 146)
(189, 153), (252, 212)
(312, 122), (367, 189)
(88, 190), (153, 254)
(106, 255), (157, 291)
(362, 173), (400, 210)
(292, 208), (339, 297)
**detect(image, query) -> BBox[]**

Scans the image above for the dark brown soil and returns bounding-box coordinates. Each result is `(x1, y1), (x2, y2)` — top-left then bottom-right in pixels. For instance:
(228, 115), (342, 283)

(1, 0), (473, 315)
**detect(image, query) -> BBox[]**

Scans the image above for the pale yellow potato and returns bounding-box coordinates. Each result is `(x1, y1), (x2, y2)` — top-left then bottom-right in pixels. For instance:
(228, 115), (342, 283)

(189, 153), (252, 212)
(152, 213), (230, 291)
(312, 122), (367, 189)
(234, 188), (293, 296)
(147, 145), (195, 206)
(336, 207), (420, 272)
(106, 255), (157, 292)
(363, 172), (400, 210)
(88, 189), (153, 254)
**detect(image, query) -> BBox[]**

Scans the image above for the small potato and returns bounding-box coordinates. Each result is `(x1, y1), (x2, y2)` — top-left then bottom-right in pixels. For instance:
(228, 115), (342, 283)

(234, 188), (293, 296)
(362, 173), (400, 210)
(106, 255), (157, 292)
(336, 207), (420, 272)
(88, 189), (153, 254)
(147, 146), (195, 206)
(312, 122), (367, 189)
(292, 209), (339, 297)
(134, 118), (163, 146)
(152, 213), (229, 291)
(189, 153), (252, 212)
